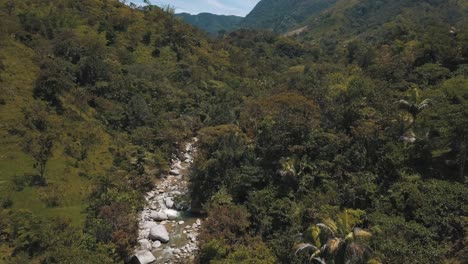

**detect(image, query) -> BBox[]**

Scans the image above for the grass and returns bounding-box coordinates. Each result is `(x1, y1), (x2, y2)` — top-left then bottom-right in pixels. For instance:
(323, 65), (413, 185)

(0, 37), (117, 228)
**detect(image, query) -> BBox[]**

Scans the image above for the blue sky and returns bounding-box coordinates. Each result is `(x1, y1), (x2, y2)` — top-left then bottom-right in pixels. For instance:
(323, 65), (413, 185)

(131, 0), (260, 16)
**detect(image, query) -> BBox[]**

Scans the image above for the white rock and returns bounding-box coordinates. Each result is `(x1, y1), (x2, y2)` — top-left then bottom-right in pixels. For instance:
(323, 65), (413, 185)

(149, 225), (170, 243)
(152, 240), (161, 249)
(169, 169), (180, 176)
(196, 219), (201, 226)
(172, 162), (183, 170)
(138, 229), (150, 240)
(165, 197), (174, 208)
(140, 221), (158, 230)
(139, 239), (152, 251)
(150, 211), (168, 221)
(178, 221), (184, 225)
(165, 209), (179, 220)
(133, 250), (156, 264)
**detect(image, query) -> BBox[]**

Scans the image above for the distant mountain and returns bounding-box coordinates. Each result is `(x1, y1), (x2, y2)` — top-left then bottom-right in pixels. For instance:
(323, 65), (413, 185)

(298, 0), (468, 41)
(240, 0), (337, 33)
(176, 13), (243, 34)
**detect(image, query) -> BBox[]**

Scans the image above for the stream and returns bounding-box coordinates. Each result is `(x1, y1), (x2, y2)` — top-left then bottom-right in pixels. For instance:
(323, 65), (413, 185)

(132, 138), (201, 264)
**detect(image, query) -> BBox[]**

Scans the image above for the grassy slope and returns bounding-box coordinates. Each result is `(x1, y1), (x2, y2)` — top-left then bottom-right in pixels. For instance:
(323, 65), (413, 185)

(0, 37), (118, 227)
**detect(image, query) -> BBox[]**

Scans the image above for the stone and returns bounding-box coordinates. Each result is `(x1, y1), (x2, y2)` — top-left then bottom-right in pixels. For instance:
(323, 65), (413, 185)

(172, 162), (183, 170)
(149, 225), (170, 243)
(138, 229), (150, 240)
(133, 250), (156, 264)
(169, 169), (180, 176)
(152, 241), (161, 249)
(139, 239), (152, 251)
(173, 249), (181, 254)
(150, 211), (168, 221)
(140, 221), (158, 230)
(178, 221), (184, 225)
(165, 209), (179, 220)
(184, 153), (192, 161)
(196, 219), (201, 226)
(164, 197), (174, 208)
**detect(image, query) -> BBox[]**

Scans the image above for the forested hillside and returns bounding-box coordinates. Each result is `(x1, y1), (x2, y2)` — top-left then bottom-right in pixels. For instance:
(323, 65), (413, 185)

(176, 13), (243, 35)
(0, 0), (467, 263)
(241, 0), (336, 33)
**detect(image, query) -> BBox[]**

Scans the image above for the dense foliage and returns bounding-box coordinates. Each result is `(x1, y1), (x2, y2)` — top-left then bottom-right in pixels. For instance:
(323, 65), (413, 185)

(0, 0), (466, 263)
(241, 0), (336, 33)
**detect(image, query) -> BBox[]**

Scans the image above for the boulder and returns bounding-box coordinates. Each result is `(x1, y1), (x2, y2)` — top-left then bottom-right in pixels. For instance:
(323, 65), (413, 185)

(150, 211), (168, 221)
(138, 229), (150, 240)
(138, 239), (152, 251)
(169, 169), (180, 176)
(164, 197), (174, 208)
(183, 153), (192, 162)
(133, 250), (156, 264)
(140, 221), (158, 230)
(149, 225), (170, 243)
(152, 240), (161, 249)
(165, 209), (179, 220)
(172, 162), (183, 170)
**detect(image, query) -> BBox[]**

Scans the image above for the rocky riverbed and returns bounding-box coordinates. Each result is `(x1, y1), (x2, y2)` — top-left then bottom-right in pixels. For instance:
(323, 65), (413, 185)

(133, 139), (201, 264)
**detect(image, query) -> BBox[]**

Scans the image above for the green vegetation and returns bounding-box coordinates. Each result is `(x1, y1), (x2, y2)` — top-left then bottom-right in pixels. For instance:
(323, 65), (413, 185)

(176, 13), (243, 35)
(0, 0), (467, 263)
(241, 0), (336, 33)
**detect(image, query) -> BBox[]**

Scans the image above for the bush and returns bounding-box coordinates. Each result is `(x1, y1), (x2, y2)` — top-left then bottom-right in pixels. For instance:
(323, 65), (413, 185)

(1, 196), (13, 209)
(11, 174), (33, 191)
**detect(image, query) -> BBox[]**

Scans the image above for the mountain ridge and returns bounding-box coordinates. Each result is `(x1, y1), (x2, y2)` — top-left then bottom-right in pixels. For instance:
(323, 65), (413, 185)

(175, 12), (243, 34)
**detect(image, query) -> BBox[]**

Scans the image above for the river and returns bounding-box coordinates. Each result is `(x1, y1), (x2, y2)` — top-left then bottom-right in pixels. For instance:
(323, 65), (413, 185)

(132, 138), (201, 264)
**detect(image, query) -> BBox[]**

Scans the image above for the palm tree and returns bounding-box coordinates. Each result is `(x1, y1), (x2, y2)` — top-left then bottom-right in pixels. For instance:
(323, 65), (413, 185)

(295, 210), (374, 264)
(398, 88), (432, 143)
(398, 99), (432, 123)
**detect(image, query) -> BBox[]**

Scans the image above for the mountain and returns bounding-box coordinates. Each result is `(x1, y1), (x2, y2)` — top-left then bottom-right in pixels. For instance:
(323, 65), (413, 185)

(1, 0), (467, 263)
(176, 12), (243, 34)
(301, 0), (468, 39)
(241, 0), (337, 32)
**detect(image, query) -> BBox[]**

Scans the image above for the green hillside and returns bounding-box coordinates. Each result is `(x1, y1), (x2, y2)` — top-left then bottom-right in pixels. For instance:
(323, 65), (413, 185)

(176, 12), (243, 34)
(0, 0), (467, 263)
(241, 0), (336, 32)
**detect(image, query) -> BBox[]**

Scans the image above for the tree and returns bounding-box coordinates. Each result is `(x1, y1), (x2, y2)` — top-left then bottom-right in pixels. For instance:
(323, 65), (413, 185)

(398, 88), (432, 143)
(295, 209), (374, 264)
(25, 134), (54, 185)
(22, 102), (55, 185)
(33, 58), (75, 109)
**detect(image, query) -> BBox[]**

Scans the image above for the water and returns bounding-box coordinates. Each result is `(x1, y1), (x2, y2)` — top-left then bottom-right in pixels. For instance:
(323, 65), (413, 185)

(134, 139), (202, 264)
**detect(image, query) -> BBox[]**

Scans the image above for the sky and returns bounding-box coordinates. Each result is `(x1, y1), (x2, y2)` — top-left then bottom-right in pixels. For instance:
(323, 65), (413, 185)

(131, 0), (260, 16)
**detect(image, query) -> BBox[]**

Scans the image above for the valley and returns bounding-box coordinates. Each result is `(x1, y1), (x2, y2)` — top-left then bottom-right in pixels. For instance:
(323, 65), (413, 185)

(0, 0), (466, 263)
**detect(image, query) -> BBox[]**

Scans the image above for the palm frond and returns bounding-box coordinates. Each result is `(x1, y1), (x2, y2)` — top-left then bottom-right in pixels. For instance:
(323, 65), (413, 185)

(398, 100), (413, 110)
(325, 238), (344, 255)
(294, 243), (318, 256)
(311, 257), (326, 264)
(320, 218), (338, 234)
(353, 228), (372, 240)
(417, 99), (432, 111)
